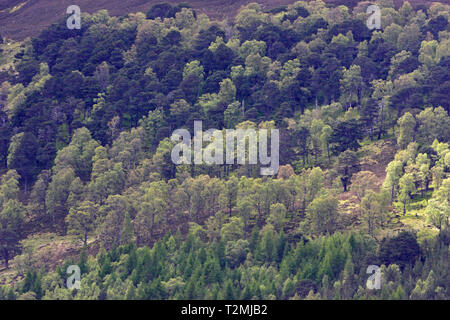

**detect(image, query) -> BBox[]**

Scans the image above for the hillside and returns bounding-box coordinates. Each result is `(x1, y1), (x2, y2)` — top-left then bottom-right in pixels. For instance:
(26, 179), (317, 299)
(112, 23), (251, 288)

(0, 0), (443, 40)
(0, 0), (449, 300)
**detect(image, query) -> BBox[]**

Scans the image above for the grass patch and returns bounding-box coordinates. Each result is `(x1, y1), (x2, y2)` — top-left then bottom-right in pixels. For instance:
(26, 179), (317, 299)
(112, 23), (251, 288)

(393, 191), (435, 231)
(0, 232), (90, 286)
(20, 232), (76, 250)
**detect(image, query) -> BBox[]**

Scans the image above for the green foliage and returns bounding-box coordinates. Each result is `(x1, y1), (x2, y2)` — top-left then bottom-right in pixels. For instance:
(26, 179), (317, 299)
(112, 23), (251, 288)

(1, 0), (450, 301)
(378, 231), (421, 269)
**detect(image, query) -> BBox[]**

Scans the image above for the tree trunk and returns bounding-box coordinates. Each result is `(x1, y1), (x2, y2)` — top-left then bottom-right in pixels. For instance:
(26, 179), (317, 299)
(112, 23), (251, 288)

(3, 248), (9, 269)
(327, 144), (330, 164)
(52, 204), (56, 226)
(377, 102), (384, 140)
(84, 229), (88, 247)
(349, 92), (353, 109)
(390, 186), (394, 205)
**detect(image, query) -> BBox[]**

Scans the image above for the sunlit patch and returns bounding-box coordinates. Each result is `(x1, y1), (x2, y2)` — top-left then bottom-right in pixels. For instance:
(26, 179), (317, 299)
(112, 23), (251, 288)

(8, 1), (28, 14)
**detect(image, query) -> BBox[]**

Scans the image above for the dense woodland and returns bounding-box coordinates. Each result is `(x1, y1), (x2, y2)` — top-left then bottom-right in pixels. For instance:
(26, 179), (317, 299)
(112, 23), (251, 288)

(0, 0), (449, 300)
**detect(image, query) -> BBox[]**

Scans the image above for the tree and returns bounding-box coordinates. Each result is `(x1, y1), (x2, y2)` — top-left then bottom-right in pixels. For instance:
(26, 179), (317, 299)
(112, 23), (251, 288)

(170, 100), (190, 129)
(330, 119), (363, 154)
(416, 107), (450, 147)
(139, 109), (168, 153)
(0, 199), (25, 269)
(65, 201), (98, 246)
(398, 173), (416, 215)
(426, 199), (449, 231)
(397, 24), (422, 54)
(121, 212), (134, 245)
(426, 178), (450, 230)
(99, 195), (131, 249)
(89, 162), (125, 205)
(221, 216), (244, 242)
(434, 178), (449, 204)
(383, 160), (403, 203)
(53, 128), (100, 182)
(416, 153), (431, 194)
(320, 125), (332, 164)
(236, 197), (254, 233)
(94, 62), (110, 91)
(28, 170), (50, 219)
(397, 112), (416, 149)
(419, 40), (439, 68)
(378, 231), (420, 269)
(7, 132), (38, 192)
(0, 170), (20, 207)
(371, 79), (393, 139)
(134, 181), (168, 246)
(0, 108), (11, 171)
(239, 40), (267, 60)
(388, 50), (415, 80)
(46, 167), (76, 226)
(183, 60), (205, 81)
(225, 239), (249, 268)
(360, 191), (380, 236)
(67, 177), (85, 210)
(337, 150), (360, 192)
(340, 65), (363, 108)
(224, 102), (242, 128)
(267, 203), (287, 232)
(306, 192), (339, 235)
(218, 78), (236, 105)
(203, 178), (225, 217)
(310, 119), (325, 164)
(221, 176), (238, 217)
(146, 3), (179, 19)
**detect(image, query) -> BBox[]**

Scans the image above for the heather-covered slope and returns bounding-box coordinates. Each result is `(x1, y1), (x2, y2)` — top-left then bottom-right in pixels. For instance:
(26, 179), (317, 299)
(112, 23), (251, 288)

(0, 0), (443, 40)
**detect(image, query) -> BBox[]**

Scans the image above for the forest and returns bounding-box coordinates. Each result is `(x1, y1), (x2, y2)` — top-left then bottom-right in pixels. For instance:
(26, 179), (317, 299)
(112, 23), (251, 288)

(0, 0), (449, 300)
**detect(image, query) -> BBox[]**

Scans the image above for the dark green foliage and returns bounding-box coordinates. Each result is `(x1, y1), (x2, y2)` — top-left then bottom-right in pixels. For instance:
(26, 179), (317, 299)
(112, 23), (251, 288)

(294, 279), (318, 299)
(328, 20), (370, 43)
(378, 232), (421, 270)
(15, 58), (40, 86)
(330, 119), (363, 154)
(146, 3), (193, 20)
(337, 150), (360, 192)
(425, 15), (448, 38)
(21, 270), (43, 299)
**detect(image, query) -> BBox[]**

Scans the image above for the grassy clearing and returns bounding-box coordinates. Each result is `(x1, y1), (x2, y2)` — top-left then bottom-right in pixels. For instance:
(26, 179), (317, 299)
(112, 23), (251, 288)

(0, 232), (93, 286)
(394, 190), (436, 231)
